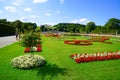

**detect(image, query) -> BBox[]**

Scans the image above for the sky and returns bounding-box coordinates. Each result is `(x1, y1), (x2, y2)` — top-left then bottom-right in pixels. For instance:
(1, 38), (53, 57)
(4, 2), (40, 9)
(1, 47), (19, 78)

(0, 0), (120, 26)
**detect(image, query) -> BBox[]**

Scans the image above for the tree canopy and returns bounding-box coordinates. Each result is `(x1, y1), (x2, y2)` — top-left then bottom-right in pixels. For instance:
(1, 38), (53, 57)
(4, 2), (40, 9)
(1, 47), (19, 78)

(0, 19), (38, 37)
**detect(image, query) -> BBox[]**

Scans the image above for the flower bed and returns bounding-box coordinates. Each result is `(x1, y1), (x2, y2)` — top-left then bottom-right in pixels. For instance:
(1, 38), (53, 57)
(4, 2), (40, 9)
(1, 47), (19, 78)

(24, 44), (42, 53)
(70, 51), (120, 63)
(11, 54), (46, 69)
(88, 36), (112, 44)
(44, 33), (60, 37)
(64, 40), (92, 45)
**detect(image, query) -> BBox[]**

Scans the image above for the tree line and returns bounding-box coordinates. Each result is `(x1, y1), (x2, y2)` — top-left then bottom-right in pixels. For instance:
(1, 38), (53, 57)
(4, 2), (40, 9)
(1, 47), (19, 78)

(0, 19), (37, 37)
(1, 18), (120, 37)
(41, 18), (120, 34)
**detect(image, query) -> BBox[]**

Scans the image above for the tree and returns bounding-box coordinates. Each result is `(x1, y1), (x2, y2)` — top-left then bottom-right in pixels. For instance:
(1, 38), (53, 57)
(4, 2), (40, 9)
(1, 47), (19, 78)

(86, 22), (96, 33)
(0, 20), (15, 36)
(104, 18), (120, 34)
(13, 20), (22, 33)
(21, 31), (41, 52)
(53, 23), (85, 33)
(0, 19), (7, 24)
(105, 18), (120, 29)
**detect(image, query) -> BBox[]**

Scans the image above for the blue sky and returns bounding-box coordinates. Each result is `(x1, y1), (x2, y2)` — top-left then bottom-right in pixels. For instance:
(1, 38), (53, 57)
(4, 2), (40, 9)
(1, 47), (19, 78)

(0, 0), (120, 26)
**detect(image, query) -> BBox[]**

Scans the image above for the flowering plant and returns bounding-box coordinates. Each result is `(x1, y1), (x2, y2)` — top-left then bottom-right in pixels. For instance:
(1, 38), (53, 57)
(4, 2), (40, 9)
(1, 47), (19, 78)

(21, 31), (42, 52)
(70, 51), (120, 63)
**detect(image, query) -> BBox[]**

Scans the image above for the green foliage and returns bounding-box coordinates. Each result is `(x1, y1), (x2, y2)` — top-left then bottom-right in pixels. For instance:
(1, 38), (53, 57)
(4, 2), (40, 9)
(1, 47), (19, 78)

(53, 23), (85, 32)
(0, 36), (120, 80)
(0, 18), (38, 36)
(86, 22), (96, 33)
(20, 31), (41, 48)
(105, 18), (120, 29)
(13, 20), (37, 33)
(0, 20), (15, 37)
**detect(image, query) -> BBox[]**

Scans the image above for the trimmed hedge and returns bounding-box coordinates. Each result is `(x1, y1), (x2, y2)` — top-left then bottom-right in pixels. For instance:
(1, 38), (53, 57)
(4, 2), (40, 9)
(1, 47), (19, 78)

(0, 23), (15, 37)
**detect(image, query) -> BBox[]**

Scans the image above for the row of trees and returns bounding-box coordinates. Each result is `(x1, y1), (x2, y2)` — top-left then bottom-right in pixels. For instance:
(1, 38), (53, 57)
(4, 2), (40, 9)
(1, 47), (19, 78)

(0, 19), (15, 36)
(0, 19), (37, 37)
(1, 18), (120, 37)
(41, 18), (120, 34)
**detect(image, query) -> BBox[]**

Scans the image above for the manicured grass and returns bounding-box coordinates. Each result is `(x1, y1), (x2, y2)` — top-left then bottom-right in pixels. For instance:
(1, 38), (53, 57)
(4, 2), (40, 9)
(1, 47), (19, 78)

(0, 35), (120, 80)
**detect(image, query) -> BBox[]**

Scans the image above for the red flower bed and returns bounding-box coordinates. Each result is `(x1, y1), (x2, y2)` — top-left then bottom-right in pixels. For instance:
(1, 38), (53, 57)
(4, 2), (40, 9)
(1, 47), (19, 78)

(64, 40), (92, 45)
(24, 44), (42, 53)
(70, 51), (120, 63)
(88, 36), (112, 44)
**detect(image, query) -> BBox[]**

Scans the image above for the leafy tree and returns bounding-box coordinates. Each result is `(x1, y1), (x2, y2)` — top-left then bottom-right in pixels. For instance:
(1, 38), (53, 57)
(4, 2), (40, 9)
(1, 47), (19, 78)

(105, 18), (120, 29)
(53, 23), (85, 33)
(21, 31), (41, 49)
(86, 22), (96, 33)
(0, 19), (15, 36)
(0, 19), (7, 23)
(13, 20), (22, 33)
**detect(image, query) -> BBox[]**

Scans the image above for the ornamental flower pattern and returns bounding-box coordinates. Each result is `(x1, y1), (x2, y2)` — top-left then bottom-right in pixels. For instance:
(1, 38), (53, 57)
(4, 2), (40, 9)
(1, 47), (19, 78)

(64, 40), (92, 45)
(70, 51), (120, 63)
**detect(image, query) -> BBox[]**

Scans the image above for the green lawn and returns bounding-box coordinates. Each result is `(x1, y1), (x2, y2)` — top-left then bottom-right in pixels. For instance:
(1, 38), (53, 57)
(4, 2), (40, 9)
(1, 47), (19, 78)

(0, 35), (120, 80)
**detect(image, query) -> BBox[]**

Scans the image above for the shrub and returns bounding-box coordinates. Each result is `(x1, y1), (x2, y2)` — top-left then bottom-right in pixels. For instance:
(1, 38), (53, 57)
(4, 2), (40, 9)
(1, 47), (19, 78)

(11, 54), (46, 69)
(21, 31), (41, 52)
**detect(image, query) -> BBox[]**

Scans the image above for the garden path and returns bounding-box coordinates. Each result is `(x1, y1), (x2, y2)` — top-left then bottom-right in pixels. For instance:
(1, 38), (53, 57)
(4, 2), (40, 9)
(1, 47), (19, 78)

(0, 36), (16, 48)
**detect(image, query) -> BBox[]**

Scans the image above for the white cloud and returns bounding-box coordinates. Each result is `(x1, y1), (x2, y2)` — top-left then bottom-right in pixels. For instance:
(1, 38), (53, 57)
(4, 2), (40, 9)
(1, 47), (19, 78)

(71, 18), (90, 24)
(79, 18), (90, 24)
(0, 10), (2, 14)
(20, 15), (39, 22)
(33, 0), (47, 4)
(12, 0), (23, 6)
(71, 20), (78, 23)
(20, 17), (29, 21)
(0, 0), (4, 1)
(30, 15), (39, 18)
(24, 8), (32, 12)
(45, 13), (51, 16)
(5, 6), (17, 13)
(60, 0), (64, 4)
(56, 10), (60, 14)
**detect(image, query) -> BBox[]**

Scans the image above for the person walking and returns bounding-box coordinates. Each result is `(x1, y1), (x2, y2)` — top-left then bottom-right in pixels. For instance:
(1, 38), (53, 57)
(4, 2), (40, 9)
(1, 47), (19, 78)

(15, 32), (18, 40)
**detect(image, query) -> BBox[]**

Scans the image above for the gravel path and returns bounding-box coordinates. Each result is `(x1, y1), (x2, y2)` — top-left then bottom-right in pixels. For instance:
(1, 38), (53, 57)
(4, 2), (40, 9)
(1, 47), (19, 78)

(0, 36), (16, 48)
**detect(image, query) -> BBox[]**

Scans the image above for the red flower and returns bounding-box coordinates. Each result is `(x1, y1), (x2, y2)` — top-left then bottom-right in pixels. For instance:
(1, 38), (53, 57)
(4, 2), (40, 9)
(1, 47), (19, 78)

(70, 54), (75, 58)
(75, 58), (81, 63)
(37, 47), (42, 52)
(24, 47), (30, 53)
(36, 44), (41, 47)
(74, 40), (80, 44)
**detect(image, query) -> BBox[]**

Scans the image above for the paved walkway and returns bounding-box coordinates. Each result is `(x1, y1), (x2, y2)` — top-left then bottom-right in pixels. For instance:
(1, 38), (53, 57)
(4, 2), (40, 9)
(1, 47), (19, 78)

(0, 36), (16, 48)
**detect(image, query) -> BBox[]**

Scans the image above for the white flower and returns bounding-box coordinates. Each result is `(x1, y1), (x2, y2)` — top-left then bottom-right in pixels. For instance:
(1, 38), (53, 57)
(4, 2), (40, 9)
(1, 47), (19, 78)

(11, 54), (46, 69)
